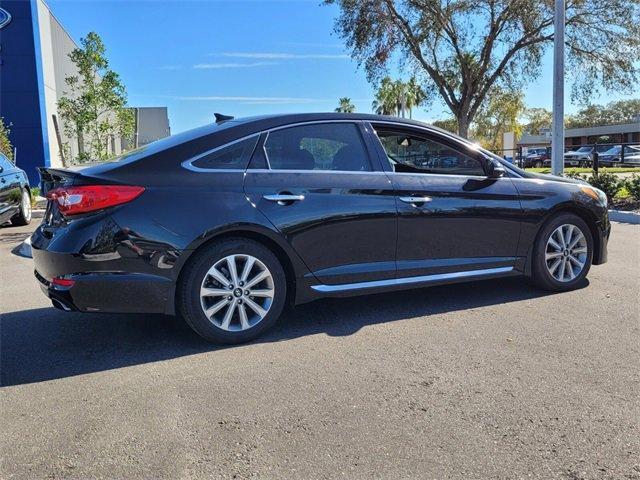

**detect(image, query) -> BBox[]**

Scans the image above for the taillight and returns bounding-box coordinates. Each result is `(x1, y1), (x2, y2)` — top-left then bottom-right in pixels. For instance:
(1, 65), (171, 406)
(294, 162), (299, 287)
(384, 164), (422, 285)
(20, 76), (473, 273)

(46, 185), (145, 216)
(51, 277), (75, 288)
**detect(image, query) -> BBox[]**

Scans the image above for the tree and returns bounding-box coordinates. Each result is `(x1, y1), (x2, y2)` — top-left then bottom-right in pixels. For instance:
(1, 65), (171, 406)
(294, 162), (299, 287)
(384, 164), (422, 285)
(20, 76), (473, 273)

(57, 32), (134, 163)
(0, 117), (13, 161)
(372, 77), (400, 115)
(403, 76), (427, 118)
(326, 0), (640, 138)
(566, 99), (640, 128)
(432, 118), (458, 134)
(472, 88), (525, 150)
(372, 76), (426, 117)
(523, 107), (553, 134)
(335, 97), (356, 113)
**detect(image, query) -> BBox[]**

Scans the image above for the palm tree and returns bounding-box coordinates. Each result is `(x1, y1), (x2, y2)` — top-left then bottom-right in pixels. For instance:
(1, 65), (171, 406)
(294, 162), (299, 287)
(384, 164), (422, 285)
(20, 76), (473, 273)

(372, 77), (399, 115)
(372, 76), (426, 118)
(335, 97), (356, 113)
(403, 76), (426, 119)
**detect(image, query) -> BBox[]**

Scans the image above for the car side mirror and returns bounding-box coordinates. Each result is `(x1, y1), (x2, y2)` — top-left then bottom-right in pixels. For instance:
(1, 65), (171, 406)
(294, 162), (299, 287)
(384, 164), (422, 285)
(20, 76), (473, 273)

(487, 161), (506, 178)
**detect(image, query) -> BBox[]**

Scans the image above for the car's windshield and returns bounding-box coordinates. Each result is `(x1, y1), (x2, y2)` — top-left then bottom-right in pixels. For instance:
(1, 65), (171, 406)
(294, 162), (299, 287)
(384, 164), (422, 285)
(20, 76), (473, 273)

(602, 146), (621, 155)
(575, 146), (593, 153)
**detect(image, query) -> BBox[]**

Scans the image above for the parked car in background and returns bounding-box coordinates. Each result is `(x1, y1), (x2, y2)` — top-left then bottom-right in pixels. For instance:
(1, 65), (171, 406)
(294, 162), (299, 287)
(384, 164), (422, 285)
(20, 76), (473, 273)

(543, 145), (611, 168)
(0, 153), (32, 226)
(31, 113), (610, 344)
(598, 145), (640, 167)
(523, 147), (551, 168)
(622, 148), (640, 166)
(563, 146), (600, 167)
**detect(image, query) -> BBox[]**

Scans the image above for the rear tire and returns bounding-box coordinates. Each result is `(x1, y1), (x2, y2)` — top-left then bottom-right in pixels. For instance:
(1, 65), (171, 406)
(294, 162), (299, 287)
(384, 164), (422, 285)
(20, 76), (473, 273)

(177, 238), (287, 344)
(10, 189), (32, 226)
(532, 213), (593, 291)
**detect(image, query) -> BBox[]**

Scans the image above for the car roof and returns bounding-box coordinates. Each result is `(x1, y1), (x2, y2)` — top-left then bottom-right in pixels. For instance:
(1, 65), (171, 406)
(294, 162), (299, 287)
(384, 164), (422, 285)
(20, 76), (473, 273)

(209, 112), (458, 138)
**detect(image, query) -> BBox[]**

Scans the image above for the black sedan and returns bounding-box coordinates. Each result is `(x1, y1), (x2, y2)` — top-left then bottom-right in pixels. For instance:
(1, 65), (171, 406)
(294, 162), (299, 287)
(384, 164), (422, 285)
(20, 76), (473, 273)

(31, 113), (610, 343)
(0, 152), (32, 226)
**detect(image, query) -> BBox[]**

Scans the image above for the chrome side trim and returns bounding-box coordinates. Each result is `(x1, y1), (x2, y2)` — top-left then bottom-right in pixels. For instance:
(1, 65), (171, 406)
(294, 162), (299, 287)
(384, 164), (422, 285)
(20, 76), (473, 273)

(310, 266), (514, 293)
(181, 134), (260, 172)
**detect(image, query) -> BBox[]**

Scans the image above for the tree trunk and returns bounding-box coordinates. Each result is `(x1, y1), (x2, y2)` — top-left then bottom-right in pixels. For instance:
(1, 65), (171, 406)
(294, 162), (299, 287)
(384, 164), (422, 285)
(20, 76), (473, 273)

(456, 112), (471, 139)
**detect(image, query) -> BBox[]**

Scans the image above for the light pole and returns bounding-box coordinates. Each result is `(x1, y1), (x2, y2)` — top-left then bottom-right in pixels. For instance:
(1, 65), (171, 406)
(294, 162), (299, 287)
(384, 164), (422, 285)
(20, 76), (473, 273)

(551, 0), (565, 176)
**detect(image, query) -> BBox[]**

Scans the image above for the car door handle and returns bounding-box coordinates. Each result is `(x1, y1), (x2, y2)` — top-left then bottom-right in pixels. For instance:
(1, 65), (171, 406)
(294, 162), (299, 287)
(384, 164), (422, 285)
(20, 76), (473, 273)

(263, 194), (305, 203)
(399, 196), (432, 204)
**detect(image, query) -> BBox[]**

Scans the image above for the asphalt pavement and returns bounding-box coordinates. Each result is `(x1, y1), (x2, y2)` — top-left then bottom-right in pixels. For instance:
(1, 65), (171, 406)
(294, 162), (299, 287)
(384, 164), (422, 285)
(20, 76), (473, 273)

(1, 217), (639, 479)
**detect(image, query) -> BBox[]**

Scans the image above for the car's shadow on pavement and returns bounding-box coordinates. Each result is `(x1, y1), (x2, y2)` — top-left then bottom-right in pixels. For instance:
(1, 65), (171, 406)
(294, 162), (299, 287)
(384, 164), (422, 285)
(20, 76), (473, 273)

(1, 277), (578, 387)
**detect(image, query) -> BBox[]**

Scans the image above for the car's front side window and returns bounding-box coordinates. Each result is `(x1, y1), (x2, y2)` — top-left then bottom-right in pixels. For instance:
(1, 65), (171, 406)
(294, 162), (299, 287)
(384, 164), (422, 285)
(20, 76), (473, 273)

(264, 123), (371, 172)
(374, 129), (485, 176)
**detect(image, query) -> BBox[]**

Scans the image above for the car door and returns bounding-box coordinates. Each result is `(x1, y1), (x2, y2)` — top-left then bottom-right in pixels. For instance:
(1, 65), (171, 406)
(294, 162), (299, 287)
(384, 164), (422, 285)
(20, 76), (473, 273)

(243, 121), (397, 286)
(368, 123), (523, 279)
(0, 154), (21, 223)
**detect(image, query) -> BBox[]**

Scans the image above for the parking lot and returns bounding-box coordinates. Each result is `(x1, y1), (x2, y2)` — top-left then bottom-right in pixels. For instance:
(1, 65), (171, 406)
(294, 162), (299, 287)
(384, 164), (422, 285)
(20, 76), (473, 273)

(1, 217), (638, 479)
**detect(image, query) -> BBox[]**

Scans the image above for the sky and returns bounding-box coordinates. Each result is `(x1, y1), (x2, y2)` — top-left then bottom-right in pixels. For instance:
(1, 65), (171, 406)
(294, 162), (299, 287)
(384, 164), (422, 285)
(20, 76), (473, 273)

(48, 0), (638, 134)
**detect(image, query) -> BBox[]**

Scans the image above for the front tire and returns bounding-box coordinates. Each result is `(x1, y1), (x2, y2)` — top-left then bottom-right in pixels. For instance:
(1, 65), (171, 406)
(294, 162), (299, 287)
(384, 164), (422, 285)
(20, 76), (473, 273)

(11, 189), (32, 226)
(177, 238), (287, 344)
(532, 213), (593, 291)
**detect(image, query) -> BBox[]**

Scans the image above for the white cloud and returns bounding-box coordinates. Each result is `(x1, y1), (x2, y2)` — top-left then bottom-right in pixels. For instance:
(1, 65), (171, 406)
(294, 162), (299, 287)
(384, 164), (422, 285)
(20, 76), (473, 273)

(193, 62), (279, 69)
(218, 52), (349, 60)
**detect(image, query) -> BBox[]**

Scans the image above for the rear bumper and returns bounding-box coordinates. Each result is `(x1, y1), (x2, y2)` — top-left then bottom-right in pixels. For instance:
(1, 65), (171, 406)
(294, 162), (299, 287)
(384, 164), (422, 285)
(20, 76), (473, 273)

(32, 245), (174, 314)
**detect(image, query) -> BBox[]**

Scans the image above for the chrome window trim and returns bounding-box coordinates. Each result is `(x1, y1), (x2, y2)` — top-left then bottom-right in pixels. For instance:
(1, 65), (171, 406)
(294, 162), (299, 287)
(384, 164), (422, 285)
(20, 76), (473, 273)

(245, 169), (389, 175)
(311, 266), (514, 293)
(179, 118), (522, 178)
(181, 134), (260, 173)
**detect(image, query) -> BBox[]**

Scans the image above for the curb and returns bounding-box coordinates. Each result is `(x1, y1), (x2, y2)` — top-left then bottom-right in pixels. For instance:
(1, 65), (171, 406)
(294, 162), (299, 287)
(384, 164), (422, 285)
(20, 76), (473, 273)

(609, 209), (640, 225)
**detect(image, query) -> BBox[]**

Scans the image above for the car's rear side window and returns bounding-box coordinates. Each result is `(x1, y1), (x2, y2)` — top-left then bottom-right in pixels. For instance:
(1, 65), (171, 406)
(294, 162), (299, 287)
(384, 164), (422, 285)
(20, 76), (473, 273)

(264, 123), (371, 172)
(191, 136), (259, 170)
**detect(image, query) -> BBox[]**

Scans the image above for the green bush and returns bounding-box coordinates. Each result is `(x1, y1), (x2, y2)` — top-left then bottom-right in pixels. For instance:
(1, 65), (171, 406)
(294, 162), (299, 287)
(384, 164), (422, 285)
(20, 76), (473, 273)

(563, 171), (586, 181)
(30, 187), (41, 208)
(624, 174), (640, 200)
(586, 170), (622, 201)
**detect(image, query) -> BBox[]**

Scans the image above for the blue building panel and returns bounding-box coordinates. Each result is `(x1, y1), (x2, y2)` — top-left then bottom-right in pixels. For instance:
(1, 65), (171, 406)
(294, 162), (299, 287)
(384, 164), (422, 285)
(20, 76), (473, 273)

(0, 0), (47, 185)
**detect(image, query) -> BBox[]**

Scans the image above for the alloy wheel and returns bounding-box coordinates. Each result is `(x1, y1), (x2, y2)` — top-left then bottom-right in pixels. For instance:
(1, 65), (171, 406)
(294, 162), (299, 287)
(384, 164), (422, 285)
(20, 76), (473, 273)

(199, 254), (274, 331)
(545, 224), (588, 282)
(22, 190), (32, 222)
